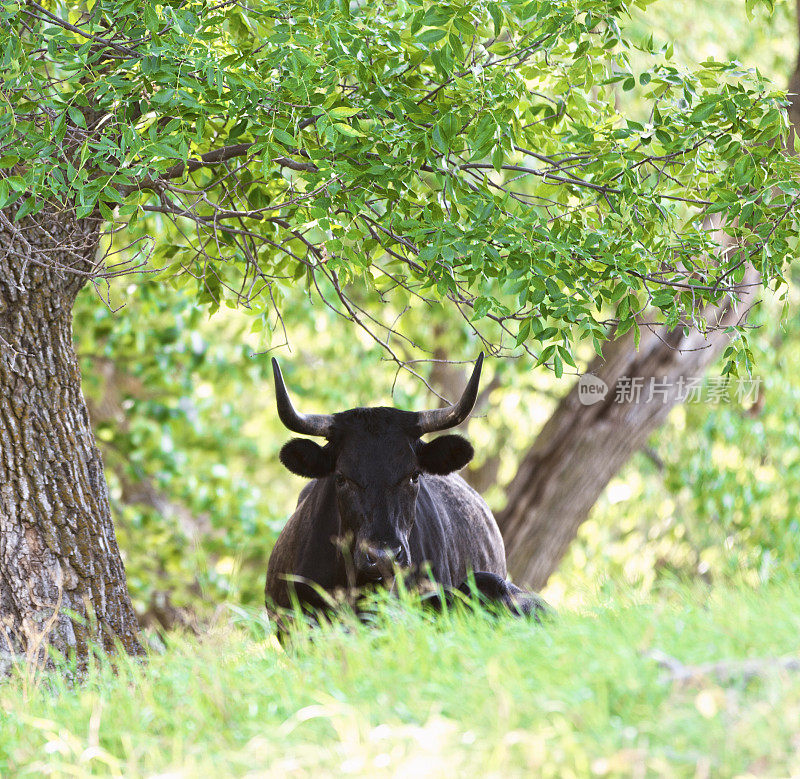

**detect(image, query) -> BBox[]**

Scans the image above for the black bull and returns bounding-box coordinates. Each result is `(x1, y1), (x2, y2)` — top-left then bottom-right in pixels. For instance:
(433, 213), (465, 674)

(265, 354), (545, 618)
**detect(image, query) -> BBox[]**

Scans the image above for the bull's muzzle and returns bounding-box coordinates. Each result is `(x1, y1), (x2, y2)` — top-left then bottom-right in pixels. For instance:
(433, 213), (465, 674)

(354, 543), (405, 583)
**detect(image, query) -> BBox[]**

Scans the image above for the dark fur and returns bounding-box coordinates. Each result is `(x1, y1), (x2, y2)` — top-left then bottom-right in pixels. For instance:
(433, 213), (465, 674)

(266, 406), (544, 620)
(280, 438), (335, 478)
(421, 572), (549, 617)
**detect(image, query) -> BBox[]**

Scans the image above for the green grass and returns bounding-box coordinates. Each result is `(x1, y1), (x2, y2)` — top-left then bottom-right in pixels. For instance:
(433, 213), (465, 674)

(2, 581), (800, 777)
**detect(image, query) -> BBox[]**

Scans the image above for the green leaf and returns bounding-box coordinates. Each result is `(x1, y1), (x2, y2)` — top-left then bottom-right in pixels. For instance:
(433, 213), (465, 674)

(492, 145), (504, 174)
(432, 124), (447, 154)
(488, 2), (503, 35)
(13, 196), (35, 221)
(471, 297), (491, 320)
(516, 319), (531, 346)
(329, 107), (360, 119)
(67, 106), (86, 128)
(690, 99), (719, 123)
(6, 176), (26, 192)
(271, 128), (296, 147)
(144, 4), (159, 32)
(332, 123), (364, 137)
(417, 29), (447, 46)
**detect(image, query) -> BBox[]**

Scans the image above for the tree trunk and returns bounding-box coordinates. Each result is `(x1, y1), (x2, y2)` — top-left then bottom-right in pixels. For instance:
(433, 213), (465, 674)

(0, 209), (141, 664)
(498, 265), (759, 590)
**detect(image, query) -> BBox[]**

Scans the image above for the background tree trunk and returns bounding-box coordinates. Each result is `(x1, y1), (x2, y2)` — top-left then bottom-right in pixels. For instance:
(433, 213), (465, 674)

(0, 210), (141, 663)
(498, 267), (756, 589)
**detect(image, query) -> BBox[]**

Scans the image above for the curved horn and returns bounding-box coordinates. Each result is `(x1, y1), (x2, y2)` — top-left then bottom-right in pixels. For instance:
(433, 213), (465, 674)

(272, 358), (335, 437)
(416, 353), (484, 434)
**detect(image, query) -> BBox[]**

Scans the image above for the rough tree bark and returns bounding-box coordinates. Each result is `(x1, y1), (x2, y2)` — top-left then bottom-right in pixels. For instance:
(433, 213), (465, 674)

(0, 210), (142, 663)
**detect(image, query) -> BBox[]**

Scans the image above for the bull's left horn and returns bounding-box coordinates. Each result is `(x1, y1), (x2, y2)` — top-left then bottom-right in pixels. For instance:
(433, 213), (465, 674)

(272, 358), (335, 437)
(415, 353), (484, 434)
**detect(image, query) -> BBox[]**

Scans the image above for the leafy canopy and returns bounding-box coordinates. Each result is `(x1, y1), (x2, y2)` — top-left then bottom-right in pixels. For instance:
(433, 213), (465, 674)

(2, 0), (799, 369)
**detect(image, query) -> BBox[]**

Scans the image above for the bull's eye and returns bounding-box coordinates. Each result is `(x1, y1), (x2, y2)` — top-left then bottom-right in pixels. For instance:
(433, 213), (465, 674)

(410, 471), (420, 485)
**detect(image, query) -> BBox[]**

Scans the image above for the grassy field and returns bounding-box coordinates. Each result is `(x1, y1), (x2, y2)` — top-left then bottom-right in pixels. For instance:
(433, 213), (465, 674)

(1, 580), (799, 777)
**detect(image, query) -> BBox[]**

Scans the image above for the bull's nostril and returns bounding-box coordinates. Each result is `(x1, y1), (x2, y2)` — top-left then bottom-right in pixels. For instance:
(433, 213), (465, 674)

(359, 544), (405, 573)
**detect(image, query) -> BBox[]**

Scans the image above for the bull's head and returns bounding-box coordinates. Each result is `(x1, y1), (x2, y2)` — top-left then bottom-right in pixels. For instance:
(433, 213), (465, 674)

(273, 355), (483, 585)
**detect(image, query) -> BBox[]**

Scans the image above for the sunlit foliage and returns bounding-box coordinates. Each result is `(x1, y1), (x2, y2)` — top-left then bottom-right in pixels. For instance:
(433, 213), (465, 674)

(2, 0), (799, 372)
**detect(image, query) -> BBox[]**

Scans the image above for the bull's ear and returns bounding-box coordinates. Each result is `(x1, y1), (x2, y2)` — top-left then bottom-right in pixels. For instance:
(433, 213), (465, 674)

(279, 438), (335, 478)
(417, 434), (474, 475)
